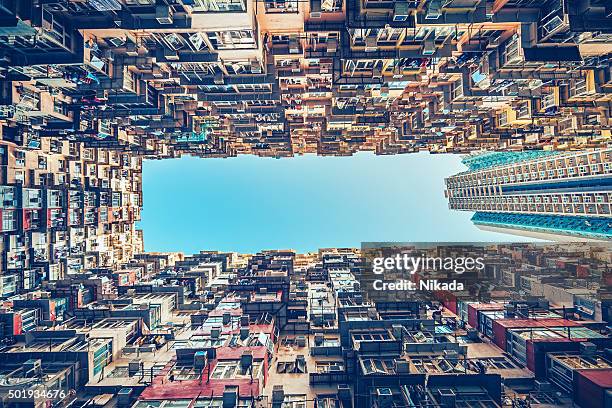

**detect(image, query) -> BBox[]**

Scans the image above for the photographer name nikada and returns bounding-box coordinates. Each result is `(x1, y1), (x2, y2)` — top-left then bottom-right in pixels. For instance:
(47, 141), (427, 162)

(373, 279), (464, 292)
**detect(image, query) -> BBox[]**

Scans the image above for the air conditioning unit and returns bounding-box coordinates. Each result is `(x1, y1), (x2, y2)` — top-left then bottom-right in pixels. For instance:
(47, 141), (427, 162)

(425, 0), (441, 19)
(337, 384), (351, 400)
(487, 34), (502, 48)
(321, 0), (335, 11)
(214, 72), (225, 85)
(125, 42), (138, 56)
(48, 3), (73, 12)
(272, 385), (285, 404)
(376, 388), (393, 408)
(580, 342), (597, 355)
(163, 48), (179, 61)
(289, 37), (300, 53)
(327, 38), (338, 53)
(422, 37), (436, 55)
(365, 36), (378, 52)
(251, 61), (262, 73)
(155, 5), (174, 24)
(535, 380), (552, 392)
(102, 49), (115, 61)
(393, 2), (410, 21)
(128, 359), (142, 376)
(310, 11), (322, 18)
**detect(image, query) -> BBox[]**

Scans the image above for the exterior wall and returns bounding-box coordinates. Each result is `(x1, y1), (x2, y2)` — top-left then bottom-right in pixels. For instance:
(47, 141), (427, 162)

(574, 368), (612, 408)
(447, 150), (612, 217)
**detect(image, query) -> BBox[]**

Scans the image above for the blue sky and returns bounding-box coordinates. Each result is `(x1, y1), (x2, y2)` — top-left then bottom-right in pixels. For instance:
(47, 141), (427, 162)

(140, 152), (526, 254)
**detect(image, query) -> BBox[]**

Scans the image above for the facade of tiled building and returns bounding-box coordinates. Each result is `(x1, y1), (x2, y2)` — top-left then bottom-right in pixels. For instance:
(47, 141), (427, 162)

(0, 2), (610, 407)
(0, 0), (610, 159)
(445, 149), (612, 240)
(0, 244), (609, 408)
(0, 0), (610, 298)
(0, 139), (143, 297)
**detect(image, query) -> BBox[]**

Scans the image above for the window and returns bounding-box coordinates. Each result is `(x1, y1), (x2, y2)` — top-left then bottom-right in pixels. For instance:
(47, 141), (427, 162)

(210, 360), (262, 379)
(93, 341), (113, 376)
(265, 0), (299, 12)
(189, 33), (207, 51)
(315, 361), (344, 373)
(225, 61), (252, 75)
(283, 395), (306, 408)
(162, 33), (186, 51)
(190, 398), (253, 408)
(171, 366), (200, 380)
(352, 332), (391, 341)
(236, 84), (272, 92)
(377, 28), (402, 43)
(208, 31), (256, 50)
(123, 0), (155, 4)
(321, 0), (340, 11)
(15, 150), (26, 167)
(361, 359), (396, 375)
(277, 357), (307, 373)
(192, 0), (246, 12)
(15, 171), (25, 184)
(2, 210), (17, 231)
(41, 10), (71, 49)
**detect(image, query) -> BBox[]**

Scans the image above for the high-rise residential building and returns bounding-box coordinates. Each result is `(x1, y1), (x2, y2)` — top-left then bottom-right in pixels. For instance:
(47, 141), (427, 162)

(0, 244), (608, 408)
(0, 2), (610, 407)
(0, 0), (610, 160)
(0, 0), (609, 297)
(445, 149), (612, 241)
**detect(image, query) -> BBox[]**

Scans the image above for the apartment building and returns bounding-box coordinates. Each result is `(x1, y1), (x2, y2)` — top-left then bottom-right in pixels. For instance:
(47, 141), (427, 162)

(0, 140), (143, 297)
(0, 243), (608, 407)
(445, 149), (612, 240)
(0, 1), (611, 406)
(0, 0), (609, 295)
(0, 0), (609, 159)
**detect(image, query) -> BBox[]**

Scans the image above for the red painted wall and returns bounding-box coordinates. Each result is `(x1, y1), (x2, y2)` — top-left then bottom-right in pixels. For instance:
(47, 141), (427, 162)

(492, 319), (507, 350)
(13, 313), (22, 335)
(575, 369), (612, 408)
